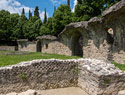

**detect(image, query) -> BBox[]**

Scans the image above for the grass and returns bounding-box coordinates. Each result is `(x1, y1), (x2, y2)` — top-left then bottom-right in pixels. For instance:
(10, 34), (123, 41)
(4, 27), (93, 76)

(0, 51), (124, 71)
(0, 51), (81, 67)
(112, 62), (125, 71)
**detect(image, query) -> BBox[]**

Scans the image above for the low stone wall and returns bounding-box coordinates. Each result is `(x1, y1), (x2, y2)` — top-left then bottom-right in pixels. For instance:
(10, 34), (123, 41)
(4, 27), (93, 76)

(18, 41), (37, 52)
(41, 40), (72, 56)
(0, 59), (78, 94)
(78, 59), (125, 95)
(0, 46), (16, 51)
(0, 59), (124, 95)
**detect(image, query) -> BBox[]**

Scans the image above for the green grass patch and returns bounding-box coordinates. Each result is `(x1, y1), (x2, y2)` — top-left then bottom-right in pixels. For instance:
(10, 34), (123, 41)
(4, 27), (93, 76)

(112, 62), (125, 71)
(0, 51), (81, 67)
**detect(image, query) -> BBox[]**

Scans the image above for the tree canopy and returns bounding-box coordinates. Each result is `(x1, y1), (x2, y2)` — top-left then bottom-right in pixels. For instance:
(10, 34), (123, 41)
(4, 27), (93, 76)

(0, 1), (120, 41)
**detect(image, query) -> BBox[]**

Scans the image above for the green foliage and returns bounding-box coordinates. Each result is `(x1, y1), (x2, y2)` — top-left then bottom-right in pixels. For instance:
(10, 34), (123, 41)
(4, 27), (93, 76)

(29, 10), (32, 19)
(20, 73), (27, 80)
(74, 0), (120, 22)
(22, 8), (25, 15)
(34, 6), (40, 18)
(112, 62), (125, 71)
(0, 1), (120, 41)
(40, 24), (51, 35)
(23, 16), (42, 40)
(52, 4), (72, 35)
(43, 8), (47, 24)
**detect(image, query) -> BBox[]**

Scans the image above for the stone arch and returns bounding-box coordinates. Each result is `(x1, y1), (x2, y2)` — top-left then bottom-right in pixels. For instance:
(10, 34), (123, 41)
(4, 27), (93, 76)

(71, 31), (83, 56)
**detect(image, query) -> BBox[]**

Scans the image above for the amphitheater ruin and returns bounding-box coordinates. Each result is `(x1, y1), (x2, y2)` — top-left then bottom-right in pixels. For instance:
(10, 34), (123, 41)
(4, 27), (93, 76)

(0, 0), (125, 95)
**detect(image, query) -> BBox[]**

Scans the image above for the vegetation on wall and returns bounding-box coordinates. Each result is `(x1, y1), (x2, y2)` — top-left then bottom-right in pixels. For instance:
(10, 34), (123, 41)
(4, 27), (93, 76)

(0, 0), (120, 41)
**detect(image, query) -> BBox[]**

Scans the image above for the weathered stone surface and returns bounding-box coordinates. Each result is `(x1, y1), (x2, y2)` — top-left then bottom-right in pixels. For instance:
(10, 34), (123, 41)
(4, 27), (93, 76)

(0, 59), (124, 95)
(78, 59), (125, 95)
(118, 90), (125, 95)
(59, 0), (125, 64)
(6, 92), (17, 95)
(0, 59), (78, 94)
(18, 89), (37, 95)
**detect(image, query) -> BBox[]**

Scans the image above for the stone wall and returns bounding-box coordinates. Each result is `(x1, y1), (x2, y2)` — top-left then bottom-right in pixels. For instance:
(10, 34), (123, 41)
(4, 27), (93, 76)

(41, 40), (72, 56)
(0, 59), (78, 94)
(59, 0), (125, 64)
(0, 46), (16, 51)
(0, 59), (124, 95)
(18, 41), (37, 52)
(78, 59), (125, 95)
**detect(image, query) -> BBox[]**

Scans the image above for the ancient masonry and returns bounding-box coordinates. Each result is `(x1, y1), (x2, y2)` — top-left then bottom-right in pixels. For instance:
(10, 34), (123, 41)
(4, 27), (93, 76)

(0, 59), (124, 95)
(17, 0), (125, 64)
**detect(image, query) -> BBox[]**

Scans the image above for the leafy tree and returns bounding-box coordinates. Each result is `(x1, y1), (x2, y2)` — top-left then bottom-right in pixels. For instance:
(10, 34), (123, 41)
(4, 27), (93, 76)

(40, 24), (50, 36)
(74, 0), (120, 22)
(52, 4), (72, 35)
(23, 16), (42, 40)
(34, 6), (40, 18)
(43, 8), (47, 24)
(0, 10), (10, 41)
(13, 14), (27, 39)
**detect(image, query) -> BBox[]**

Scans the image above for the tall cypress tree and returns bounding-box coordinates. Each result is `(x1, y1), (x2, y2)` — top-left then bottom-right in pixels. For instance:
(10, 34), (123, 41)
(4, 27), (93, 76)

(34, 6), (40, 18)
(53, 6), (56, 16)
(29, 10), (32, 19)
(43, 8), (47, 24)
(67, 0), (70, 7)
(22, 8), (25, 15)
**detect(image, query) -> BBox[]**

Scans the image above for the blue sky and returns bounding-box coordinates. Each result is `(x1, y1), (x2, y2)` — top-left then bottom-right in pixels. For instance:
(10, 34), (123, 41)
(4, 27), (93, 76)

(0, 0), (77, 20)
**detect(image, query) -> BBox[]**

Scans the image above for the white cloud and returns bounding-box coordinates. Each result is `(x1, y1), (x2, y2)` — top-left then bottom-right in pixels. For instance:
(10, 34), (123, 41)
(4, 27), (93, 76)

(0, 0), (48, 20)
(0, 0), (33, 14)
(50, 0), (66, 5)
(40, 11), (49, 21)
(72, 0), (77, 12)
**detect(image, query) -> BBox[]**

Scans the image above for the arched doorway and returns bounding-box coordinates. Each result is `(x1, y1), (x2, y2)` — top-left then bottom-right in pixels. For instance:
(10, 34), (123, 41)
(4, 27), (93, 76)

(37, 41), (41, 52)
(71, 32), (83, 56)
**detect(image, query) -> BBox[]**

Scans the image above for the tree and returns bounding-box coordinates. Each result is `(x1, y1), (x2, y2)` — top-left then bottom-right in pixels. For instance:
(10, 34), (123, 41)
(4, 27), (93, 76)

(40, 24), (50, 36)
(74, 0), (120, 22)
(13, 14), (27, 39)
(22, 8), (25, 15)
(34, 6), (40, 18)
(52, 5), (72, 35)
(67, 0), (70, 7)
(29, 10), (32, 19)
(43, 8), (47, 24)
(23, 16), (42, 40)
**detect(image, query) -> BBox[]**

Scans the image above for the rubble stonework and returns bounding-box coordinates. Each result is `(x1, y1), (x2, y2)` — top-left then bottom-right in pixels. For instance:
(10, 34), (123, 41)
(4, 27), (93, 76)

(0, 59), (124, 95)
(78, 59), (125, 95)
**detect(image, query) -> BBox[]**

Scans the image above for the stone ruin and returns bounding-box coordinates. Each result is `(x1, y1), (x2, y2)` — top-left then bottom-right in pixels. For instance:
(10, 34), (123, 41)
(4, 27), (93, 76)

(17, 0), (125, 64)
(0, 0), (125, 95)
(0, 59), (124, 95)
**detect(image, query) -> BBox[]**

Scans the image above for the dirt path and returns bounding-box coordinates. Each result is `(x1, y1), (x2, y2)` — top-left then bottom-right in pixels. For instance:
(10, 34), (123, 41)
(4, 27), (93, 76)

(37, 87), (89, 95)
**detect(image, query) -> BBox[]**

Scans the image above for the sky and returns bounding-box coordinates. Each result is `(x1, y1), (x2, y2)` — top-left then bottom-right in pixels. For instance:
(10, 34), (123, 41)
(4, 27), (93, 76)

(0, 0), (78, 20)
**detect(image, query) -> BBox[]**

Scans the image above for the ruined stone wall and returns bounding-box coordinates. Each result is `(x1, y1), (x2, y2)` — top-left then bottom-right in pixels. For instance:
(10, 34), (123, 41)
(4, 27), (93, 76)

(41, 40), (72, 56)
(59, 0), (125, 64)
(0, 59), (124, 95)
(0, 59), (78, 94)
(78, 59), (125, 95)
(18, 41), (37, 52)
(0, 46), (16, 51)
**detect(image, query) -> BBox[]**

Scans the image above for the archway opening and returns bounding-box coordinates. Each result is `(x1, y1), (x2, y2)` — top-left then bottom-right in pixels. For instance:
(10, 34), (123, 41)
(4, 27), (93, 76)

(37, 41), (41, 52)
(71, 32), (83, 56)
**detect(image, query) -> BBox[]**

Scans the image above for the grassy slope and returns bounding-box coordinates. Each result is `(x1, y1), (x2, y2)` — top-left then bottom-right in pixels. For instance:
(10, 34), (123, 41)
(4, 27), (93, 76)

(0, 51), (81, 67)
